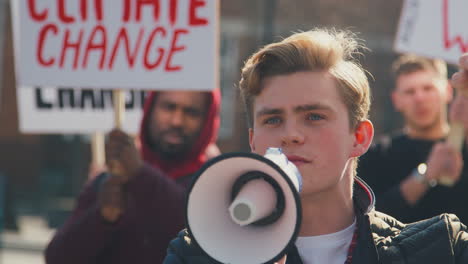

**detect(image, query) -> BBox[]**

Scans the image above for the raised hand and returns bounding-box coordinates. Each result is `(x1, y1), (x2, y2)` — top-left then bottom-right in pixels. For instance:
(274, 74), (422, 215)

(105, 129), (143, 183)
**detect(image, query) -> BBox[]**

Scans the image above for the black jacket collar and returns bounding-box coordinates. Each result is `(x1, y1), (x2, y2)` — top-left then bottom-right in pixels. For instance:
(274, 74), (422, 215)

(285, 177), (379, 264)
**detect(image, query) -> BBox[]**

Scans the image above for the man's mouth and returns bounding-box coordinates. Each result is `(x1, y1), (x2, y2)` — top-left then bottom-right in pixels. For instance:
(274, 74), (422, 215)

(163, 132), (184, 145)
(414, 105), (433, 116)
(286, 155), (311, 167)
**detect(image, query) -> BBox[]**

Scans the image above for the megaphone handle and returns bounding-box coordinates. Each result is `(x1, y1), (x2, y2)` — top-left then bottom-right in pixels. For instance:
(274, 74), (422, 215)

(439, 122), (465, 186)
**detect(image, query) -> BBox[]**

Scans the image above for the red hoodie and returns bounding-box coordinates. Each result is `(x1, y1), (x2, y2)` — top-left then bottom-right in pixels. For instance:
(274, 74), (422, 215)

(139, 89), (221, 180)
(45, 89), (221, 264)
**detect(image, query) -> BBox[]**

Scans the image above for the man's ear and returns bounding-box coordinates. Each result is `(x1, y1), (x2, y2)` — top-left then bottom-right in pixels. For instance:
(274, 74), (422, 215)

(249, 128), (255, 151)
(391, 91), (402, 112)
(350, 120), (374, 158)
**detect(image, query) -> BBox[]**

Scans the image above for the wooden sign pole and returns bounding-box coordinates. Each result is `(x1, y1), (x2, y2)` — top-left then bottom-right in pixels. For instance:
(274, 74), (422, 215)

(440, 79), (468, 186)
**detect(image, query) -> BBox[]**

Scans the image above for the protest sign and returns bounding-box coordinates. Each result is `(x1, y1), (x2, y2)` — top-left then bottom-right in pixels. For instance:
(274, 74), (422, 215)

(11, 0), (218, 90)
(17, 86), (145, 134)
(394, 0), (467, 64)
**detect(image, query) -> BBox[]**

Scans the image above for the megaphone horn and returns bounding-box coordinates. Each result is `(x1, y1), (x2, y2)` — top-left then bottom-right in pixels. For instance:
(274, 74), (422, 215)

(186, 148), (302, 264)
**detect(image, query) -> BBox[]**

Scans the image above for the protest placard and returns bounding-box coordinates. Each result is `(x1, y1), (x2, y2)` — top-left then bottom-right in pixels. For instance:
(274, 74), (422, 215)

(11, 0), (218, 90)
(17, 86), (145, 134)
(394, 0), (467, 64)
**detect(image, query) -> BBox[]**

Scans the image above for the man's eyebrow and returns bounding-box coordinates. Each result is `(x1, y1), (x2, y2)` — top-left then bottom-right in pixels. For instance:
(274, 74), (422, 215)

(255, 108), (284, 118)
(183, 105), (203, 114)
(294, 103), (333, 113)
(255, 103), (334, 119)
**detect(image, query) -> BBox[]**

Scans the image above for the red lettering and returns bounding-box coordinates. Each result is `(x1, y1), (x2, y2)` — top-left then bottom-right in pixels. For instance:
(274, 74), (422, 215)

(144, 27), (166, 70)
(80, 0), (87, 20)
(189, 0), (207, 26)
(123, 0), (131, 22)
(136, 0), (160, 22)
(58, 0), (75, 23)
(94, 0), (104, 21)
(60, 29), (84, 69)
(34, 23), (193, 71)
(37, 24), (58, 66)
(443, 0), (468, 53)
(165, 29), (187, 72)
(27, 0), (48, 21)
(81, 0), (104, 21)
(169, 0), (178, 26)
(82, 25), (107, 70)
(108, 28), (145, 69)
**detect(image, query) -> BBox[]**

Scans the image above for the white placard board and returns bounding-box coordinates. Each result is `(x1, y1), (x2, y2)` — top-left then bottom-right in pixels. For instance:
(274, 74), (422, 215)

(394, 0), (467, 64)
(17, 86), (145, 134)
(11, 0), (218, 90)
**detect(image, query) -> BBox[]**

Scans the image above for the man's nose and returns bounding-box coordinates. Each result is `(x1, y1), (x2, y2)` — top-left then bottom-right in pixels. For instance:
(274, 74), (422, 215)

(281, 122), (305, 146)
(170, 110), (184, 127)
(414, 89), (427, 101)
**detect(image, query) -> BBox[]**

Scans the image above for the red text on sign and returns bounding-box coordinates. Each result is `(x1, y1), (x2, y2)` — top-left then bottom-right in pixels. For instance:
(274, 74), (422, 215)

(27, 0), (208, 26)
(442, 0), (468, 53)
(27, 0), (104, 23)
(36, 24), (189, 72)
(122, 0), (208, 26)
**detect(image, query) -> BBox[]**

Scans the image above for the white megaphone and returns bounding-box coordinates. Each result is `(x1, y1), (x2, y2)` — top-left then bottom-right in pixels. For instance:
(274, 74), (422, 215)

(186, 148), (302, 264)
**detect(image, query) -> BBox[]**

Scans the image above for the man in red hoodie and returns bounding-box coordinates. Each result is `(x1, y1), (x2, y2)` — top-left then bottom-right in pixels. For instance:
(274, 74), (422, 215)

(45, 89), (221, 264)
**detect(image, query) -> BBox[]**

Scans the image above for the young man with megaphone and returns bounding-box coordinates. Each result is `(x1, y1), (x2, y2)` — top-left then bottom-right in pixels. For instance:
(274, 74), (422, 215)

(164, 28), (468, 264)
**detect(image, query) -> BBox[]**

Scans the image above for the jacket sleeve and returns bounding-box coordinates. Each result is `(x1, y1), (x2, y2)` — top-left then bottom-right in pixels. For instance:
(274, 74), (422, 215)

(164, 229), (219, 264)
(371, 213), (468, 263)
(45, 164), (186, 264)
(358, 143), (413, 217)
(126, 163), (185, 223)
(452, 215), (468, 263)
(44, 173), (119, 264)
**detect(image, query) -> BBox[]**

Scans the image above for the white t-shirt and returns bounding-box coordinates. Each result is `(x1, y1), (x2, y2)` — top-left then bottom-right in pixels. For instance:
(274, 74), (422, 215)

(295, 219), (356, 264)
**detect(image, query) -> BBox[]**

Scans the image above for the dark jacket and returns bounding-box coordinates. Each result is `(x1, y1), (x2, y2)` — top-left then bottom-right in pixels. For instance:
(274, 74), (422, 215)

(357, 132), (468, 223)
(163, 178), (468, 263)
(45, 89), (221, 264)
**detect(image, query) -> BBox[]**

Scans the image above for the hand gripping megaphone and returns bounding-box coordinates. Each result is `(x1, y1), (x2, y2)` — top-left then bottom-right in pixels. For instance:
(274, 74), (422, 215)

(186, 148), (302, 264)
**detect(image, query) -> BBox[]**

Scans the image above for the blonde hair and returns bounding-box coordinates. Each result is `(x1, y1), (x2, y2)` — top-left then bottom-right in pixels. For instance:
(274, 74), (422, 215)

(238, 28), (372, 176)
(239, 28), (371, 130)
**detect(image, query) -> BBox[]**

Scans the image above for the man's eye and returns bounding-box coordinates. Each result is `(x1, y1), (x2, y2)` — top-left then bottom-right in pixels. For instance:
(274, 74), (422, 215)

(264, 117), (281, 125)
(424, 85), (435, 92)
(307, 114), (324, 121)
(404, 90), (414, 95)
(186, 108), (202, 118)
(162, 103), (176, 111)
